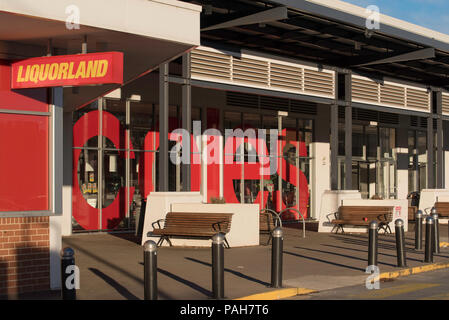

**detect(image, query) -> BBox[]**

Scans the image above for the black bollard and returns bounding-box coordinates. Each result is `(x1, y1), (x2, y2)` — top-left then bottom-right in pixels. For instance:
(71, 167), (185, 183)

(212, 233), (225, 299)
(395, 219), (407, 267)
(60, 247), (76, 300)
(432, 212), (440, 254)
(424, 216), (434, 263)
(368, 221), (378, 267)
(144, 240), (158, 300)
(271, 227), (283, 288)
(415, 210), (423, 251)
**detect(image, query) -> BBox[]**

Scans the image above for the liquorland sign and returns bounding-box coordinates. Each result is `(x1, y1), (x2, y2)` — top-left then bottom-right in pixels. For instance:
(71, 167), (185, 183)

(11, 52), (123, 89)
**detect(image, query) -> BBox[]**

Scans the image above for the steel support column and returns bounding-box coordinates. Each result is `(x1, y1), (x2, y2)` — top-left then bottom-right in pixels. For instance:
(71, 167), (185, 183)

(182, 53), (192, 191)
(330, 71), (340, 191)
(444, 121), (449, 189)
(330, 104), (339, 190)
(344, 73), (352, 190)
(436, 92), (444, 189)
(427, 116), (435, 189)
(159, 63), (169, 191)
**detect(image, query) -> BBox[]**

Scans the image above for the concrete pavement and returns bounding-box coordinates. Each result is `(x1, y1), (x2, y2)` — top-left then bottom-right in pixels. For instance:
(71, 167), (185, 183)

(292, 268), (449, 300)
(50, 224), (449, 300)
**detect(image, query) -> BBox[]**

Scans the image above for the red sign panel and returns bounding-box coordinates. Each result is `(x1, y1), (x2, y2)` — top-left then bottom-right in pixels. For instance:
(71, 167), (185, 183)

(11, 52), (123, 89)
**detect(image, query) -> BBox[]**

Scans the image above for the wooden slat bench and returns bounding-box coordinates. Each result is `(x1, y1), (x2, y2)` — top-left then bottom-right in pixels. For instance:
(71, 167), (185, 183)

(434, 202), (449, 218)
(331, 206), (394, 234)
(150, 212), (233, 248)
(259, 211), (278, 245)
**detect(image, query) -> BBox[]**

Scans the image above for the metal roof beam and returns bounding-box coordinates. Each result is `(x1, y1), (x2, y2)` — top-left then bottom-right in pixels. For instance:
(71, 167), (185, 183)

(270, 0), (449, 53)
(353, 48), (435, 67)
(204, 28), (338, 59)
(236, 24), (358, 54)
(286, 15), (413, 52)
(201, 6), (288, 31)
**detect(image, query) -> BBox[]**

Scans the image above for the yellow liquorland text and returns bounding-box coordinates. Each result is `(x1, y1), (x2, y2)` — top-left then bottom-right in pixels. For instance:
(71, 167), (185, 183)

(16, 59), (109, 84)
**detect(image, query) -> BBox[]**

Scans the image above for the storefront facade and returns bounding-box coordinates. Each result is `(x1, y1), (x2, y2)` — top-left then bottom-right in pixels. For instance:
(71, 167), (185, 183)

(2, 0), (449, 297)
(70, 82), (315, 232)
(68, 42), (449, 233)
(0, 0), (201, 296)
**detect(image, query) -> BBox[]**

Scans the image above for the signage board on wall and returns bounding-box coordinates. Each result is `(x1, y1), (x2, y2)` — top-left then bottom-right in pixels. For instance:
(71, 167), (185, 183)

(11, 52), (123, 89)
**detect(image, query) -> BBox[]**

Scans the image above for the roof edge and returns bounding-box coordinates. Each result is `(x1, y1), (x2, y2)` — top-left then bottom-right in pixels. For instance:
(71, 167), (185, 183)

(273, 0), (449, 53)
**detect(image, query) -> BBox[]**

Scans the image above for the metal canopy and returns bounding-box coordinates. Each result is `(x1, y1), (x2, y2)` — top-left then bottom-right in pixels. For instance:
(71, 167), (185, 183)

(181, 0), (449, 90)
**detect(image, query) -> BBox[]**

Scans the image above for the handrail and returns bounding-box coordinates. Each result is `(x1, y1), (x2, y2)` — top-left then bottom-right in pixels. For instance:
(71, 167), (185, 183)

(260, 208), (282, 228)
(278, 207), (306, 238)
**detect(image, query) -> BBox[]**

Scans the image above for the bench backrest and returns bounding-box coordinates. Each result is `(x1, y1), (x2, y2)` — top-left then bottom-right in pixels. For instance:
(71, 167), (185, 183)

(435, 202), (449, 213)
(164, 212), (233, 233)
(338, 206), (394, 222)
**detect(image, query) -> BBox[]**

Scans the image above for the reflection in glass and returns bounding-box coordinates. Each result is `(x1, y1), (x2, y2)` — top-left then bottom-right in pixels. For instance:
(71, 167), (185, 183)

(103, 147), (125, 209)
(77, 137), (99, 209)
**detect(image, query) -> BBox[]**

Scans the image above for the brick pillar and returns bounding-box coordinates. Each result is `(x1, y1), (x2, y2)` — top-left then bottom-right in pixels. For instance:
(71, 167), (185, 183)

(0, 217), (50, 297)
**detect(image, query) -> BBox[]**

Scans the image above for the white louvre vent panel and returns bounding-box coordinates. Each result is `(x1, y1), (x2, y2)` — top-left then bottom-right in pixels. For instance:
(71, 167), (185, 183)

(406, 88), (430, 111)
(380, 83), (405, 106)
(351, 75), (430, 113)
(270, 63), (303, 90)
(443, 93), (449, 115)
(352, 77), (379, 103)
(190, 46), (335, 99)
(303, 69), (334, 96)
(232, 57), (269, 86)
(191, 48), (231, 80)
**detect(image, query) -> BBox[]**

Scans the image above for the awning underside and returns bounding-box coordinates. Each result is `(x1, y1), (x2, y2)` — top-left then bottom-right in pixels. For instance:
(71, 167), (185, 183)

(181, 0), (449, 90)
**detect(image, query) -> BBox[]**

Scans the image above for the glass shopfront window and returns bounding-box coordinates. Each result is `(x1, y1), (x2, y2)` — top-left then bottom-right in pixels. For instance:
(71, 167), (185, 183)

(72, 96), (314, 232)
(338, 122), (397, 199)
(408, 129), (427, 193)
(72, 98), (159, 232)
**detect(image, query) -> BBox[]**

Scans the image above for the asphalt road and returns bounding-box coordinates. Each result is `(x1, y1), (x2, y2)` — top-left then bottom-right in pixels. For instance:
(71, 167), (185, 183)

(293, 268), (449, 300)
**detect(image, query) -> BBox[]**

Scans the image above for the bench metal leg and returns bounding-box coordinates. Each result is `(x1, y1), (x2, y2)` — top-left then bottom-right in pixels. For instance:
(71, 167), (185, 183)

(377, 225), (385, 234)
(333, 225), (344, 234)
(224, 237), (231, 249)
(266, 234), (273, 246)
(166, 237), (173, 246)
(156, 236), (173, 247)
(378, 224), (392, 235)
(156, 236), (165, 247)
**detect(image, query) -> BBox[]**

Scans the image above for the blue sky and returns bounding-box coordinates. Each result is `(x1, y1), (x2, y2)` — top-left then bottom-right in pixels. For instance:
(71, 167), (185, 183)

(341, 0), (449, 34)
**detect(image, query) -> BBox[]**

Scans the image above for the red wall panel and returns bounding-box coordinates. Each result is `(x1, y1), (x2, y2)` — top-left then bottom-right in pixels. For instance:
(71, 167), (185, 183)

(0, 114), (49, 211)
(0, 62), (49, 212)
(0, 61), (48, 112)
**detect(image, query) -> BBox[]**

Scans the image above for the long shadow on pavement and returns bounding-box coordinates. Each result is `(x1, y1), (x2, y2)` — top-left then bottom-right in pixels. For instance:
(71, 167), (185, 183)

(330, 235), (419, 252)
(322, 244), (424, 263)
(332, 233), (416, 243)
(293, 246), (397, 267)
(329, 235), (449, 260)
(185, 257), (270, 287)
(157, 267), (212, 298)
(283, 251), (366, 272)
(62, 239), (176, 299)
(137, 262), (212, 298)
(89, 268), (140, 300)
